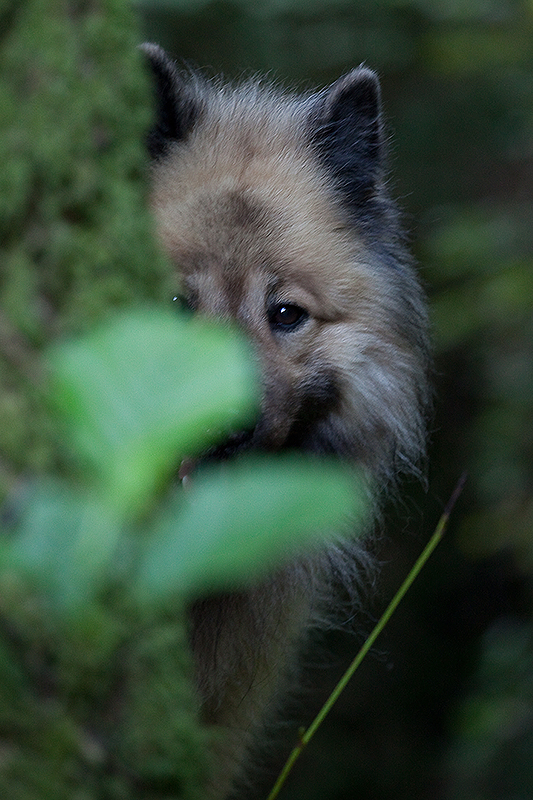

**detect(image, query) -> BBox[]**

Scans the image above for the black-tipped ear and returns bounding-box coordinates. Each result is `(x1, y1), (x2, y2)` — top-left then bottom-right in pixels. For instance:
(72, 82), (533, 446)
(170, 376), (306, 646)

(311, 67), (384, 207)
(140, 43), (201, 159)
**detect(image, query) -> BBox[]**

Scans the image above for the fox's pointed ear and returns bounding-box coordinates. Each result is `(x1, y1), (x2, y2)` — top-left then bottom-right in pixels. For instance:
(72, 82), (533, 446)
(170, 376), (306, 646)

(311, 67), (384, 207)
(140, 43), (201, 159)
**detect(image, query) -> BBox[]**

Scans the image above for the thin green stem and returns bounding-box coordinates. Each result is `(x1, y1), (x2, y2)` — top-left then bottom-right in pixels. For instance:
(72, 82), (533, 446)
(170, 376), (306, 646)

(265, 473), (466, 800)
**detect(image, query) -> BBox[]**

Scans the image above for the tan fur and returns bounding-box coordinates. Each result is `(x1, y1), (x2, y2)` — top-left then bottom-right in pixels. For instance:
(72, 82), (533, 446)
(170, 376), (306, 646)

(144, 50), (430, 798)
(151, 95), (426, 479)
(190, 575), (313, 797)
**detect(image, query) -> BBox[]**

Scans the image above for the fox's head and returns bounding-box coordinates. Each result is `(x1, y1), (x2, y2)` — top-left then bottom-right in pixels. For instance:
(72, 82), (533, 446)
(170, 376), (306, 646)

(143, 45), (430, 487)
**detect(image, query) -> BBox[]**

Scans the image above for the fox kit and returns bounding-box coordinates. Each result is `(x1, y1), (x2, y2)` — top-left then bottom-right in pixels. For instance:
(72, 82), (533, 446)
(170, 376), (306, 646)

(143, 44), (431, 798)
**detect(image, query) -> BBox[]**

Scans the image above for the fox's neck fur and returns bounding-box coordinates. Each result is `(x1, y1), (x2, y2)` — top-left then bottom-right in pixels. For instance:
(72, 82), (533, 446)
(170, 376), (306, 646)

(143, 44), (431, 798)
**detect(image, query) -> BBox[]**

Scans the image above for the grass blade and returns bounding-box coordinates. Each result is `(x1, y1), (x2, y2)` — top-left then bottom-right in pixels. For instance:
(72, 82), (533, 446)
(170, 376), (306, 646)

(266, 473), (467, 800)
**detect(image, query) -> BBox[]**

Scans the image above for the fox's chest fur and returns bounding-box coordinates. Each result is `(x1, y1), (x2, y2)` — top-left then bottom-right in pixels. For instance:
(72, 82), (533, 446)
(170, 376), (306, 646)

(143, 44), (431, 798)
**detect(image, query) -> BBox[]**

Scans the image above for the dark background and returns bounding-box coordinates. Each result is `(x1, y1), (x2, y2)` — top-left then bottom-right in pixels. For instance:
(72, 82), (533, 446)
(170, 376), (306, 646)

(137, 2), (533, 797)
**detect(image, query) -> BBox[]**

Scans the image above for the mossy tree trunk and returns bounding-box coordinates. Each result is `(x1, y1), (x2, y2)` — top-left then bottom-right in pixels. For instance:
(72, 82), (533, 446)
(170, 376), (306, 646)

(0, 2), (208, 797)
(0, 0), (172, 494)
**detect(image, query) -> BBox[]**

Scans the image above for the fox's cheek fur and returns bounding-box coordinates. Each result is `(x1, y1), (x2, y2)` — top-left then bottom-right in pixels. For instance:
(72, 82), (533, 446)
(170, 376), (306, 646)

(142, 41), (431, 800)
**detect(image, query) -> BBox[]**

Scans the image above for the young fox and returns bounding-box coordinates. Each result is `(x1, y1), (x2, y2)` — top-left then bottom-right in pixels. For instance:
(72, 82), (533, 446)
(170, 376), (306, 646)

(143, 43), (431, 798)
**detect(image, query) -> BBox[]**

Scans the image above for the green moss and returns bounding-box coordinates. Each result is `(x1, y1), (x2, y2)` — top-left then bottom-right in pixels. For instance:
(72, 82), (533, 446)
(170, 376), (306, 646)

(0, 3), (208, 797)
(117, 622), (208, 800)
(0, 0), (172, 494)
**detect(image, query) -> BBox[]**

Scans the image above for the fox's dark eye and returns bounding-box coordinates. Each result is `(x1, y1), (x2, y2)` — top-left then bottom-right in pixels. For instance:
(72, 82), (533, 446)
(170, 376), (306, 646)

(172, 294), (196, 315)
(268, 303), (308, 331)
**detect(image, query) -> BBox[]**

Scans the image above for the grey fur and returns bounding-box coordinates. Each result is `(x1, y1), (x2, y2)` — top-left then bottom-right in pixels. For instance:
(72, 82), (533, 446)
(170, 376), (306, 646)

(142, 44), (431, 798)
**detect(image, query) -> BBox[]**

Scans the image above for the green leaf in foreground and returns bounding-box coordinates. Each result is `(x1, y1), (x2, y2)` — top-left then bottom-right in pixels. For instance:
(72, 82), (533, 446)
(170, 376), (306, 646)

(2, 481), (120, 611)
(47, 309), (256, 515)
(136, 455), (370, 600)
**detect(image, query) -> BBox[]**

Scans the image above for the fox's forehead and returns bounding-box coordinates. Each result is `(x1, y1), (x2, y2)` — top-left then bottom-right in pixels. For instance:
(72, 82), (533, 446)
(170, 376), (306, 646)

(151, 133), (371, 317)
(151, 100), (348, 252)
(154, 185), (368, 320)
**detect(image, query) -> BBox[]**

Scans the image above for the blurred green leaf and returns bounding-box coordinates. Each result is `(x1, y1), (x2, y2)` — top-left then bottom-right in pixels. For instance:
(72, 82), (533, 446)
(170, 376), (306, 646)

(136, 455), (369, 600)
(1, 456), (368, 613)
(2, 481), (121, 611)
(47, 308), (257, 516)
